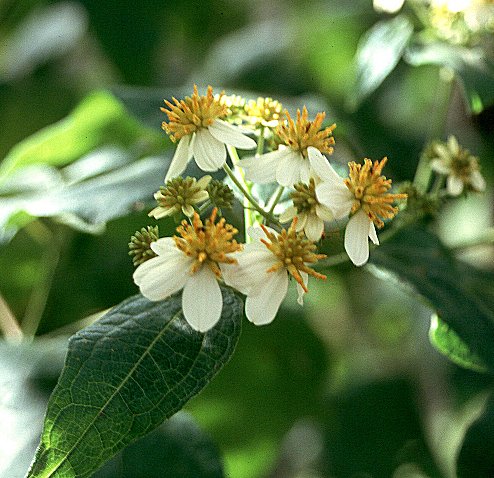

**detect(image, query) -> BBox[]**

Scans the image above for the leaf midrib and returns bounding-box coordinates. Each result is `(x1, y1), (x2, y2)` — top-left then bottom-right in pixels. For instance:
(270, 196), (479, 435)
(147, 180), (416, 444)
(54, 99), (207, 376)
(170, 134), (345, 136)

(38, 309), (188, 478)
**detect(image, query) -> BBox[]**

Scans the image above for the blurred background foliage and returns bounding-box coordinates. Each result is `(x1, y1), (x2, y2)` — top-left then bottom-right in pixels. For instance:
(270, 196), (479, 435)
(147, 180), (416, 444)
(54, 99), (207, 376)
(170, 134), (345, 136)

(0, 0), (493, 477)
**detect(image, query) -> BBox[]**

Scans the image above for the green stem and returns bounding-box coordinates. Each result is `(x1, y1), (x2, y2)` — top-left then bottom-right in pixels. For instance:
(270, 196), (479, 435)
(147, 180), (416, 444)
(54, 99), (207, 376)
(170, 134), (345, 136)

(267, 186), (285, 215)
(22, 221), (63, 338)
(257, 126), (265, 156)
(413, 69), (454, 194)
(0, 293), (23, 342)
(223, 163), (280, 227)
(196, 200), (212, 215)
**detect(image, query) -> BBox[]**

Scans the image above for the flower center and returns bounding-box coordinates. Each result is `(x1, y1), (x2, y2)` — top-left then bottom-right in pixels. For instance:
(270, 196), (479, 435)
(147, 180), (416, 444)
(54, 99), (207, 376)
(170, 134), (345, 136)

(259, 220), (326, 293)
(292, 179), (319, 215)
(344, 157), (408, 228)
(451, 151), (480, 181)
(245, 97), (283, 127)
(174, 209), (241, 277)
(156, 177), (207, 210)
(276, 106), (336, 158)
(161, 85), (228, 142)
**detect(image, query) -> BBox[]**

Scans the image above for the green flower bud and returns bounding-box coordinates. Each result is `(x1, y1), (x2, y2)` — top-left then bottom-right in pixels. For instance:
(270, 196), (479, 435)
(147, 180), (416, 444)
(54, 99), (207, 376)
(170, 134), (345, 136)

(128, 226), (159, 267)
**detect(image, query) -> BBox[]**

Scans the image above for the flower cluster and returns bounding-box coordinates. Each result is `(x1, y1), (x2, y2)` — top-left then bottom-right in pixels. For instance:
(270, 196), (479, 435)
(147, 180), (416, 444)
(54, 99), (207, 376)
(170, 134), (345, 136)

(128, 85), (490, 332)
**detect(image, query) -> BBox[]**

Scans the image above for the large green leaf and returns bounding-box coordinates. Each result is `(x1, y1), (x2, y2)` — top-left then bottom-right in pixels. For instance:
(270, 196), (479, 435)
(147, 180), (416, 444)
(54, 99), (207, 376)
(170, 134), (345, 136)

(405, 42), (494, 114)
(369, 225), (494, 371)
(26, 288), (243, 478)
(350, 15), (414, 108)
(94, 412), (224, 478)
(0, 90), (159, 183)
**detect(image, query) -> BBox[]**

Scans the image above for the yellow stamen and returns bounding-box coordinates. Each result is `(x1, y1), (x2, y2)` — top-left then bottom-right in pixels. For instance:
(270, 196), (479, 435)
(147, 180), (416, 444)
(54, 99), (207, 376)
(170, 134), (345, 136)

(276, 106), (336, 157)
(260, 219), (326, 293)
(161, 85), (228, 142)
(173, 208), (241, 277)
(344, 157), (407, 228)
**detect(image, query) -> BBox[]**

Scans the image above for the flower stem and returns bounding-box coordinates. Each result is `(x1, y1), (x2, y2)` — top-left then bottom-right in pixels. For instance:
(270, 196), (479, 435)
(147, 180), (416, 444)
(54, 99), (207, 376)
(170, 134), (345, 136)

(22, 220), (63, 339)
(413, 69), (453, 194)
(0, 293), (23, 342)
(223, 163), (280, 228)
(196, 200), (212, 215)
(267, 185), (285, 215)
(257, 126), (265, 156)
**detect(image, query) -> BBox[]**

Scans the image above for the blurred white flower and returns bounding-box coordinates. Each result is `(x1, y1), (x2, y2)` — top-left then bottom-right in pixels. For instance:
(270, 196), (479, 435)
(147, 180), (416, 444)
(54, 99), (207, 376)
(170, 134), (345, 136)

(430, 135), (486, 196)
(162, 85), (256, 181)
(373, 0), (405, 13)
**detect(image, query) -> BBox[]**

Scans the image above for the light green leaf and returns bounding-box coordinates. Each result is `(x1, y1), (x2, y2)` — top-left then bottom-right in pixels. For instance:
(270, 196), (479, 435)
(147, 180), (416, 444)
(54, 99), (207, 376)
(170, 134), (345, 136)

(94, 412), (224, 478)
(429, 314), (488, 373)
(405, 42), (494, 114)
(26, 288), (242, 478)
(369, 225), (494, 371)
(0, 90), (159, 183)
(0, 151), (170, 241)
(350, 15), (414, 108)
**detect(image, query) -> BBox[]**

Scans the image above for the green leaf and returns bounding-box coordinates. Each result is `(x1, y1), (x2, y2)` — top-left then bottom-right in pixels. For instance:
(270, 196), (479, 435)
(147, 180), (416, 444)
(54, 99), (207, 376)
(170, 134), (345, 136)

(457, 394), (494, 478)
(350, 15), (414, 108)
(27, 288), (243, 478)
(0, 151), (170, 241)
(369, 225), (494, 371)
(404, 42), (494, 114)
(94, 412), (224, 478)
(429, 314), (488, 373)
(0, 339), (67, 478)
(0, 90), (159, 183)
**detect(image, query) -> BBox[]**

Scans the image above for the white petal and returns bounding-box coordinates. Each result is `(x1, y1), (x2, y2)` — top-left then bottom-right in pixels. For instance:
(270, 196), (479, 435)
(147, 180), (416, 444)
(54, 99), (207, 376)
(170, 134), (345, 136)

(241, 148), (292, 184)
(447, 175), (464, 196)
(182, 266), (223, 332)
(344, 210), (371, 266)
(276, 151), (305, 187)
(434, 144), (452, 162)
(209, 119), (256, 149)
(470, 170), (486, 191)
(296, 212), (307, 231)
(316, 182), (354, 220)
(299, 161), (311, 184)
(148, 206), (176, 219)
(315, 204), (334, 222)
(247, 225), (276, 241)
(304, 214), (324, 242)
(308, 146), (342, 183)
(368, 221), (379, 245)
(133, 251), (191, 301)
(279, 206), (297, 223)
(192, 190), (209, 203)
(447, 135), (459, 156)
(221, 243), (275, 296)
(196, 175), (212, 188)
(430, 159), (451, 175)
(296, 272), (309, 306)
(182, 204), (195, 217)
(165, 135), (192, 181)
(149, 237), (177, 255)
(245, 270), (288, 325)
(193, 129), (226, 171)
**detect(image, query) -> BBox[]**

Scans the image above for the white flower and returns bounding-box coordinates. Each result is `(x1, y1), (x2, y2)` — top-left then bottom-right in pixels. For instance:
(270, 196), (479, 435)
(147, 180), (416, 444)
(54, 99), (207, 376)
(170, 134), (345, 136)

(162, 85), (256, 182)
(314, 148), (406, 266)
(430, 135), (486, 196)
(133, 210), (241, 332)
(279, 176), (334, 242)
(239, 107), (336, 187)
(222, 223), (326, 326)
